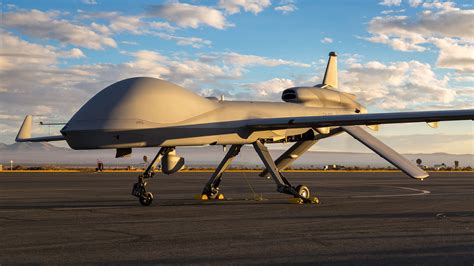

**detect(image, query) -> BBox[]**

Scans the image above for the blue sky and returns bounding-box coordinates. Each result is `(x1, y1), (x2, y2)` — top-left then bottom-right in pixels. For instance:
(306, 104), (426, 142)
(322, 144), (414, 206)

(0, 0), (473, 154)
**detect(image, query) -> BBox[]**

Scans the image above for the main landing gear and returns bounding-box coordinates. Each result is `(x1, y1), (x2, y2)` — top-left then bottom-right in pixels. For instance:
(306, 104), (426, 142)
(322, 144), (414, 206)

(253, 140), (319, 204)
(132, 147), (173, 206)
(198, 140), (319, 204)
(200, 144), (242, 200)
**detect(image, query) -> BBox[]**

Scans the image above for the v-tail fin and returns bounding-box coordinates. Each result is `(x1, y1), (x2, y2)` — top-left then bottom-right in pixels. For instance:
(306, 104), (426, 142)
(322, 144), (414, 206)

(321, 51), (338, 89)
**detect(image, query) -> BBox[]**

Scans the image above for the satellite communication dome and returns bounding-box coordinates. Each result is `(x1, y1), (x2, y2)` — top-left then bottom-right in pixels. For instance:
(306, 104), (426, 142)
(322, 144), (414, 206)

(67, 77), (216, 130)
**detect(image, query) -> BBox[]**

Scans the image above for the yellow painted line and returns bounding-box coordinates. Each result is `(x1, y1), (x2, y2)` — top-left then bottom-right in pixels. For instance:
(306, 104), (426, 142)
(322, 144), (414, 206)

(1, 169), (472, 173)
(0, 170), (81, 173)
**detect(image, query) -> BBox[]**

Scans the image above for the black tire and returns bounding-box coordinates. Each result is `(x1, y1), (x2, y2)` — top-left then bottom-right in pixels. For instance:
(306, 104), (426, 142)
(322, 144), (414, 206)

(139, 192), (154, 206)
(295, 185), (310, 199)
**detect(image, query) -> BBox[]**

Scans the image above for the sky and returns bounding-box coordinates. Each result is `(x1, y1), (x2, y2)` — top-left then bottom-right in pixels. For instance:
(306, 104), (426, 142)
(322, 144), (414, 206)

(0, 0), (473, 154)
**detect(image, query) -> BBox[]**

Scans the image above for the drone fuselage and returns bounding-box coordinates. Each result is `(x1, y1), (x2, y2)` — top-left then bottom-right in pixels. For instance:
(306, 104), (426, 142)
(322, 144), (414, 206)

(61, 77), (360, 149)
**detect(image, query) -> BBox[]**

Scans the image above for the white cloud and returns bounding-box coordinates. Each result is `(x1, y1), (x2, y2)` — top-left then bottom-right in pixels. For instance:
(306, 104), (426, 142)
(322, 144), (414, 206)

(202, 52), (310, 68)
(453, 75), (474, 82)
(339, 60), (458, 110)
(77, 10), (119, 20)
(109, 16), (144, 34)
(432, 38), (474, 73)
(155, 33), (212, 48)
(81, 0), (97, 4)
(60, 48), (86, 58)
(149, 21), (177, 32)
(121, 40), (139, 45)
(219, 0), (271, 15)
(381, 9), (405, 14)
(379, 0), (402, 7)
(245, 78), (295, 96)
(148, 3), (229, 29)
(320, 37), (333, 44)
(3, 9), (117, 49)
(408, 0), (423, 7)
(0, 32), (96, 138)
(90, 22), (111, 35)
(365, 3), (474, 73)
(367, 4), (474, 43)
(275, 3), (297, 14)
(0, 31), (85, 71)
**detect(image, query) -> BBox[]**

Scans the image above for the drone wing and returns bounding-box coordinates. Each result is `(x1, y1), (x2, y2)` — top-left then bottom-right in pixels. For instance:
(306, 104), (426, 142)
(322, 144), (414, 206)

(247, 109), (473, 179)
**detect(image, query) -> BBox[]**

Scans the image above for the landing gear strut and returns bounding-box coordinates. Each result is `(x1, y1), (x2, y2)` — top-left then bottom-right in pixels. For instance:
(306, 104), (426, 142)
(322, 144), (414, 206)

(253, 140), (319, 204)
(201, 144), (242, 199)
(132, 147), (173, 206)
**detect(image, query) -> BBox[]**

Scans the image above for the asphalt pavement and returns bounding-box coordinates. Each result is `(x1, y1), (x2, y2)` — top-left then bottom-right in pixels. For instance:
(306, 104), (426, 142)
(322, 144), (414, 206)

(0, 171), (473, 265)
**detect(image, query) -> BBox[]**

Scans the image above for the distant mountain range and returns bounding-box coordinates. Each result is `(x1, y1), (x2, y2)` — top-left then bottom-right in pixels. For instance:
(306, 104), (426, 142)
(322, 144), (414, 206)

(0, 142), (472, 168)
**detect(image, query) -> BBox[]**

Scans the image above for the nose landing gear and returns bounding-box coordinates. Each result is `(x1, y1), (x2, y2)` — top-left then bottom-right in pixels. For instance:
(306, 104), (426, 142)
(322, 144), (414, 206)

(132, 177), (154, 206)
(131, 147), (173, 206)
(139, 191), (154, 206)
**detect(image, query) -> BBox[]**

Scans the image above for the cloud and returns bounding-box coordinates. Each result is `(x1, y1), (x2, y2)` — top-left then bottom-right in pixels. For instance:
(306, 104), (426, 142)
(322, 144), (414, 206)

(408, 0), (423, 7)
(274, 3), (297, 14)
(244, 78), (295, 96)
(109, 15), (144, 34)
(60, 48), (86, 58)
(201, 52), (311, 68)
(365, 2), (474, 73)
(148, 3), (229, 29)
(3, 9), (116, 49)
(379, 0), (402, 7)
(81, 0), (97, 4)
(339, 60), (458, 110)
(0, 32), (96, 138)
(121, 41), (139, 45)
(90, 22), (111, 35)
(149, 21), (177, 32)
(453, 75), (474, 82)
(77, 10), (119, 20)
(219, 0), (271, 15)
(320, 37), (333, 44)
(154, 33), (211, 48)
(380, 9), (405, 14)
(432, 38), (474, 73)
(0, 32), (57, 71)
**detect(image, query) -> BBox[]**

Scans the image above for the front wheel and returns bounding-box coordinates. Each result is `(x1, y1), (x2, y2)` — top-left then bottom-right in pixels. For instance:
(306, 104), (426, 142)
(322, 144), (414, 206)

(139, 192), (154, 206)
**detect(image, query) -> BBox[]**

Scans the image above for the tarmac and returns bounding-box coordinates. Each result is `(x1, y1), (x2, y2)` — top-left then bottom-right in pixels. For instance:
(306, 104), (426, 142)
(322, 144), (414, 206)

(0, 171), (473, 265)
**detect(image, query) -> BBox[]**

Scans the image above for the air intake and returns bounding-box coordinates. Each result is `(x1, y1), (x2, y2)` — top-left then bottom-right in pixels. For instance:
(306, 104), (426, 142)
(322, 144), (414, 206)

(282, 89), (297, 101)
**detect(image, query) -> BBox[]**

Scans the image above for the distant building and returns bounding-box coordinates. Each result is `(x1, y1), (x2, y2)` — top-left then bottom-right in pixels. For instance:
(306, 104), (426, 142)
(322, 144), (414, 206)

(434, 163), (447, 170)
(0, 165), (2, 171)
(324, 164), (345, 170)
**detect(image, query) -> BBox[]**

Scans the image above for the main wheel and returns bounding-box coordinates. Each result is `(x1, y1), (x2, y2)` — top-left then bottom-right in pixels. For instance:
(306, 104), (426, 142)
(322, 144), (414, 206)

(295, 185), (310, 199)
(139, 192), (154, 206)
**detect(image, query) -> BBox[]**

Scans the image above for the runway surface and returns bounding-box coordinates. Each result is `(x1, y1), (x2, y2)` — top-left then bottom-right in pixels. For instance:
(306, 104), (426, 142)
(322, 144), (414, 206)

(0, 171), (473, 265)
